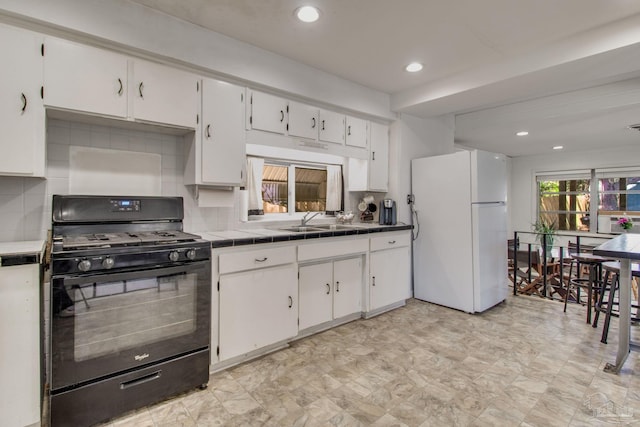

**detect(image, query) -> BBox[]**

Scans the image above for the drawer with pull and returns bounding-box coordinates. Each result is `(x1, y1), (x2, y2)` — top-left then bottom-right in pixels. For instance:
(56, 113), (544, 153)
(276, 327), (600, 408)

(219, 245), (296, 274)
(370, 232), (411, 252)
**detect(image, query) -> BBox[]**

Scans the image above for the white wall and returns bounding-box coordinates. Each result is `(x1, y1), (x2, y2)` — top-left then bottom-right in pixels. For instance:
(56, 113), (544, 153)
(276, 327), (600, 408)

(0, 119), (236, 241)
(389, 113), (455, 224)
(0, 0), (392, 119)
(510, 145), (640, 236)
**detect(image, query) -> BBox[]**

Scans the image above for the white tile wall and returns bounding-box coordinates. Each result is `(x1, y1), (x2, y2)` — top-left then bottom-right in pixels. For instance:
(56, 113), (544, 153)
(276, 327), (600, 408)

(0, 119), (232, 242)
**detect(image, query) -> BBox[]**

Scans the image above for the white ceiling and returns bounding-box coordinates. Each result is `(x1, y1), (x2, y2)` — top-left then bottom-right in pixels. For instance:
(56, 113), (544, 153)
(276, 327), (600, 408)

(128, 0), (640, 157)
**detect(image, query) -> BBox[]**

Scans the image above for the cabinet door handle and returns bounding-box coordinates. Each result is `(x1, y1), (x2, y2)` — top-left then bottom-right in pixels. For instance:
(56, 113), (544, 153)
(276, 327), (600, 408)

(388, 240), (396, 244)
(255, 257), (268, 262)
(20, 93), (27, 113)
(321, 119), (325, 131)
(336, 281), (340, 292)
(372, 276), (376, 286)
(117, 78), (123, 96)
(138, 82), (144, 99)
(347, 125), (351, 136)
(280, 110), (284, 122)
(326, 283), (330, 294)
(372, 151), (376, 161)
(206, 124), (211, 139)
(288, 296), (293, 308)
(312, 117), (316, 129)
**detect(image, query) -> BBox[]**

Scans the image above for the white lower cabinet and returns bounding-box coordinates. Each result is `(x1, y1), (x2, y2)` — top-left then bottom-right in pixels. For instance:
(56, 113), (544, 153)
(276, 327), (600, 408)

(333, 258), (363, 318)
(219, 263), (298, 361)
(369, 232), (412, 311)
(0, 263), (41, 427)
(298, 257), (362, 331)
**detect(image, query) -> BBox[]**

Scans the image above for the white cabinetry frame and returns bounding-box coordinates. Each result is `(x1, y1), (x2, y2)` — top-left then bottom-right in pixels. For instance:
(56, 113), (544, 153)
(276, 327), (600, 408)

(0, 24), (45, 177)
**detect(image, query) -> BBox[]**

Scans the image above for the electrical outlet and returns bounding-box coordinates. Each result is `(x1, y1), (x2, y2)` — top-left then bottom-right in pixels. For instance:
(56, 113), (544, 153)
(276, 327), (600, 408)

(407, 194), (414, 204)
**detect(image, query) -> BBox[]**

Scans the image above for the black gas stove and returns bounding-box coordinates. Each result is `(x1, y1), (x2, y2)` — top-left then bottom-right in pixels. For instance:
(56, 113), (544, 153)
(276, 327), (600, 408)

(51, 195), (210, 275)
(49, 195), (211, 427)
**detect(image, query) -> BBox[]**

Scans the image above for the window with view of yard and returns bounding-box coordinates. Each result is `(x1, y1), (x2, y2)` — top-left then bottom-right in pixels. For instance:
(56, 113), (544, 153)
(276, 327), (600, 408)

(537, 168), (640, 233)
(261, 163), (327, 214)
(538, 177), (590, 231)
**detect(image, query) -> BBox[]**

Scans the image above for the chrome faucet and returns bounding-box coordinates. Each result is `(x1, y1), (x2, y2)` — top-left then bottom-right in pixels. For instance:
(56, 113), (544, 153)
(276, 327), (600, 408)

(300, 211), (320, 226)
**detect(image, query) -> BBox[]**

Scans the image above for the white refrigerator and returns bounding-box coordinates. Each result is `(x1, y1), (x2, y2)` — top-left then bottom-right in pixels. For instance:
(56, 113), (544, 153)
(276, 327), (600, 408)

(411, 149), (508, 313)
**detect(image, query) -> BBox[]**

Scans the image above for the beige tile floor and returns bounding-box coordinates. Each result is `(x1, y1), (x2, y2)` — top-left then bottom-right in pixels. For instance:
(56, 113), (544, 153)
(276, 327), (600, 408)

(101, 294), (640, 426)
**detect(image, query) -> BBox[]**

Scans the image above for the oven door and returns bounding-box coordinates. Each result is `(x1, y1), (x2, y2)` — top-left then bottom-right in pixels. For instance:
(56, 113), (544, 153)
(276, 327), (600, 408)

(50, 260), (211, 391)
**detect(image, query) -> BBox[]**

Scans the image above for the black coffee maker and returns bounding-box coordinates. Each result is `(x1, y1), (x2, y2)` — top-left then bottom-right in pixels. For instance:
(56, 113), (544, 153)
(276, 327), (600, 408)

(379, 199), (397, 225)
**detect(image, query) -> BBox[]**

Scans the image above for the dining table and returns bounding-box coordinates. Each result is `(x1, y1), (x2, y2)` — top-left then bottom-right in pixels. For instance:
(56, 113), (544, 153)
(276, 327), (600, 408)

(594, 234), (640, 374)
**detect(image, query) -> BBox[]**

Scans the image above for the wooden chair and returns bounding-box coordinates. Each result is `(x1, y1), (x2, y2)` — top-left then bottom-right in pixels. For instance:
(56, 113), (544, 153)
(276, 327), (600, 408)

(509, 248), (550, 296)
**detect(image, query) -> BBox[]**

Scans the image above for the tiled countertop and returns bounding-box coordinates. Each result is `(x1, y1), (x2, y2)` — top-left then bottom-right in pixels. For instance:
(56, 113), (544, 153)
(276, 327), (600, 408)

(0, 240), (45, 266)
(197, 224), (413, 248)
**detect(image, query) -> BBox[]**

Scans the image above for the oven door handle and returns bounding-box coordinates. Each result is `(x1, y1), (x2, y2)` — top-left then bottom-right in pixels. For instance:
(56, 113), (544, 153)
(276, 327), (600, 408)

(60, 262), (209, 287)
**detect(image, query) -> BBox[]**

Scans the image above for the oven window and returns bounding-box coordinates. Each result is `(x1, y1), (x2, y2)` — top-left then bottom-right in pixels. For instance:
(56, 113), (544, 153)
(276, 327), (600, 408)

(68, 272), (197, 361)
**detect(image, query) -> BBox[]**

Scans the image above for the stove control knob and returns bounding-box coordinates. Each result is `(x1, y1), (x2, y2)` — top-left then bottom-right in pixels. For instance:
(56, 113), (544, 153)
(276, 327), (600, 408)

(186, 249), (197, 260)
(102, 257), (115, 269)
(78, 259), (92, 272)
(169, 251), (180, 262)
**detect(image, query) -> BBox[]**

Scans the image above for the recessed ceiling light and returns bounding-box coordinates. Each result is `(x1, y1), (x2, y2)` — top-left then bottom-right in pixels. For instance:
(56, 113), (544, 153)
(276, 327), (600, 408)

(516, 131), (529, 136)
(296, 6), (320, 23)
(405, 62), (423, 73)
(553, 145), (564, 150)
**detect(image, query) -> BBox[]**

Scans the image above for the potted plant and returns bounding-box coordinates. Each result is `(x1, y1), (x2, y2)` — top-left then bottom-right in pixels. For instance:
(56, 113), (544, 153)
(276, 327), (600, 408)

(532, 219), (557, 255)
(617, 217), (633, 232)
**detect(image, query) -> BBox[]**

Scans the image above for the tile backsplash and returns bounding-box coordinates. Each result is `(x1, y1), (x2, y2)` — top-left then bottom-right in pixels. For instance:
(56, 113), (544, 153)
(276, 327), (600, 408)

(0, 119), (234, 242)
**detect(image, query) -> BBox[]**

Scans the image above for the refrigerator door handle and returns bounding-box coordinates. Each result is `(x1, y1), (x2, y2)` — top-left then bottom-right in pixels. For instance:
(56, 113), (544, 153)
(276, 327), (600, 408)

(471, 201), (505, 206)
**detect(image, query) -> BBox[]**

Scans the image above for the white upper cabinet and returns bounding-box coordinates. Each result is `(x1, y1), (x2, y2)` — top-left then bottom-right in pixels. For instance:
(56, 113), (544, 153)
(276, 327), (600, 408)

(44, 37), (198, 129)
(0, 24), (45, 177)
(368, 122), (389, 192)
(345, 116), (367, 148)
(318, 109), (345, 144)
(347, 122), (389, 192)
(248, 90), (288, 134)
(288, 101), (318, 140)
(131, 59), (198, 128)
(43, 37), (128, 119)
(199, 79), (245, 186)
(289, 103), (345, 144)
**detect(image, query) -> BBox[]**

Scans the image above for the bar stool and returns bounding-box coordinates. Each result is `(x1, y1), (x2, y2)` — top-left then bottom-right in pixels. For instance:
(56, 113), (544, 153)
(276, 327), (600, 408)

(564, 252), (613, 324)
(592, 261), (640, 344)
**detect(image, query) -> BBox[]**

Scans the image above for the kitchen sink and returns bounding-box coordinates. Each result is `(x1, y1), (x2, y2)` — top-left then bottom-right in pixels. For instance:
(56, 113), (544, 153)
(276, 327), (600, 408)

(278, 226), (321, 233)
(278, 224), (360, 233)
(307, 224), (359, 231)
